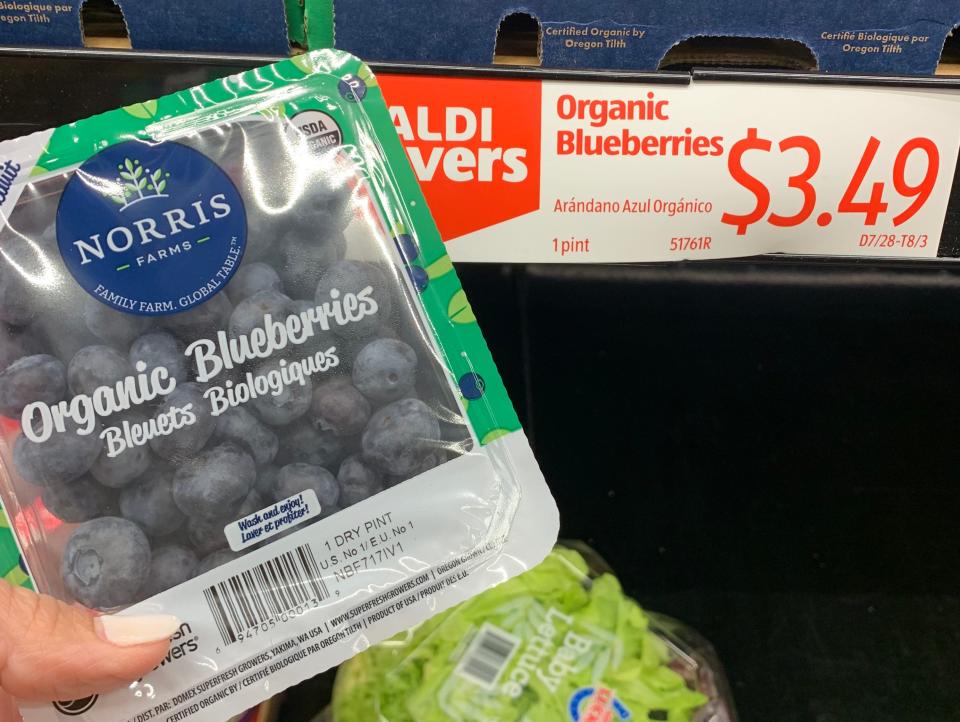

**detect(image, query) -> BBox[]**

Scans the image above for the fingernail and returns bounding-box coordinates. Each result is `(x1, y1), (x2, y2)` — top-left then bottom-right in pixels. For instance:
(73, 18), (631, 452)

(95, 614), (181, 647)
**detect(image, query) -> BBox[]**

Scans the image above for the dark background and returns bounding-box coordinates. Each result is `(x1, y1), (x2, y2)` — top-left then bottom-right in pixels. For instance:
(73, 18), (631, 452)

(2, 49), (959, 722)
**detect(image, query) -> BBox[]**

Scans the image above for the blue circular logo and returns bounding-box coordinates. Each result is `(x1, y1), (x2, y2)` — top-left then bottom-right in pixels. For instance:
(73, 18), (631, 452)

(458, 372), (485, 400)
(338, 74), (368, 102)
(569, 687), (631, 721)
(408, 265), (429, 292)
(57, 140), (246, 316)
(394, 233), (419, 262)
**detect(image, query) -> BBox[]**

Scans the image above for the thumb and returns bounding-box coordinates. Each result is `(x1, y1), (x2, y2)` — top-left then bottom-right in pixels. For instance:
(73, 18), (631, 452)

(0, 688), (22, 721)
(0, 581), (180, 703)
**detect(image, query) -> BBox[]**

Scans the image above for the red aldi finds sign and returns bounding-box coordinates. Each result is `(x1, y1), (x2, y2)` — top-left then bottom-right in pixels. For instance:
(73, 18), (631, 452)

(380, 74), (542, 242)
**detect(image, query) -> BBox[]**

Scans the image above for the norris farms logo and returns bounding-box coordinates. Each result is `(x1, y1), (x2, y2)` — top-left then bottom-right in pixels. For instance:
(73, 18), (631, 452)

(569, 686), (631, 722)
(380, 74), (541, 242)
(56, 139), (246, 316)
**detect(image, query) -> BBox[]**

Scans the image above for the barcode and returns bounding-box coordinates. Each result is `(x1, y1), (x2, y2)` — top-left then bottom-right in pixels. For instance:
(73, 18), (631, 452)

(456, 623), (520, 688)
(203, 544), (329, 647)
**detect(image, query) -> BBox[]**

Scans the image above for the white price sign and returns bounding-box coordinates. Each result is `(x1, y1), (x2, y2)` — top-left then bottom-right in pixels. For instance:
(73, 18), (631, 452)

(380, 74), (960, 262)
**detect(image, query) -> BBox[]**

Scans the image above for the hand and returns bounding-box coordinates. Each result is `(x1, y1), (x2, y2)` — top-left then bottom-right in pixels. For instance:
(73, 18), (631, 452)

(0, 580), (179, 720)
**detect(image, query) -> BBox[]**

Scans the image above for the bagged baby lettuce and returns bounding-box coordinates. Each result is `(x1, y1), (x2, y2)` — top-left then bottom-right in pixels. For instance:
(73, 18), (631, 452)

(0, 50), (558, 721)
(332, 545), (737, 722)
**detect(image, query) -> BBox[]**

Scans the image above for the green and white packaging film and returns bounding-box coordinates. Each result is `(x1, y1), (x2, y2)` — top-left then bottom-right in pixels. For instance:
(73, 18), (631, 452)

(0, 50), (558, 721)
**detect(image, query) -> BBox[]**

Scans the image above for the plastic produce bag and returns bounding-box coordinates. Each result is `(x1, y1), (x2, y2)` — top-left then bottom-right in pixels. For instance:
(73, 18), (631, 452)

(332, 544), (737, 722)
(0, 50), (557, 721)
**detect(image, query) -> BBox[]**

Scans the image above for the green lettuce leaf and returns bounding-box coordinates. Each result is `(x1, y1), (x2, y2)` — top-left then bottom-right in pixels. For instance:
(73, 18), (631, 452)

(332, 548), (708, 722)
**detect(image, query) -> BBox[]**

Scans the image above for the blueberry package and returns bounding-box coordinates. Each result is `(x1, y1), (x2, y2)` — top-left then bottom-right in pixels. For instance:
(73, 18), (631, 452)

(0, 50), (558, 721)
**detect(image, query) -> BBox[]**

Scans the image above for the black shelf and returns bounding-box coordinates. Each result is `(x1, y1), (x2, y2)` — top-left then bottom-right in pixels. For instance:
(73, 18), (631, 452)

(459, 260), (960, 722)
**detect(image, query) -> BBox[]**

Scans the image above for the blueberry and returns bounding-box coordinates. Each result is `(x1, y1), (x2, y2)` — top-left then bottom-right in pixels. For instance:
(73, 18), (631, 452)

(33, 310), (102, 367)
(314, 260), (393, 338)
(336, 323), (398, 370)
(384, 449), (448, 487)
(352, 339), (417, 404)
(362, 398), (441, 476)
(173, 443), (255, 521)
(195, 549), (240, 576)
(394, 234), (419, 263)
(254, 464), (280, 499)
(277, 218), (346, 298)
(227, 262), (283, 304)
(68, 345), (133, 397)
(0, 253), (37, 327)
(214, 406), (279, 466)
(0, 354), (66, 417)
(161, 292), (233, 341)
(249, 359), (313, 426)
(408, 266), (429, 292)
(0, 324), (42, 372)
(187, 515), (229, 556)
(14, 419), (102, 486)
(149, 383), (216, 463)
(243, 207), (285, 263)
(289, 299), (338, 359)
(4, 179), (64, 236)
(129, 331), (188, 384)
(91, 412), (152, 488)
(61, 517), (151, 610)
(440, 420), (473, 453)
(83, 296), (152, 348)
(229, 289), (292, 339)
(187, 488), (264, 555)
(141, 544), (198, 598)
(310, 377), (370, 437)
(275, 463), (339, 508)
(41, 475), (114, 523)
(294, 154), (354, 228)
(224, 122), (312, 261)
(337, 455), (384, 507)
(275, 418), (344, 467)
(120, 466), (186, 537)
(236, 489), (266, 519)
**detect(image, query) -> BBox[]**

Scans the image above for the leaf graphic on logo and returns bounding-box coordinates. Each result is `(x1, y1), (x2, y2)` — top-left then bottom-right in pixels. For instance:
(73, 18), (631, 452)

(137, 178), (147, 190)
(156, 179), (166, 193)
(426, 256), (454, 280)
(132, 165), (143, 179)
(110, 195), (125, 205)
(120, 170), (134, 181)
(124, 158), (135, 174)
(123, 99), (159, 119)
(447, 289), (476, 324)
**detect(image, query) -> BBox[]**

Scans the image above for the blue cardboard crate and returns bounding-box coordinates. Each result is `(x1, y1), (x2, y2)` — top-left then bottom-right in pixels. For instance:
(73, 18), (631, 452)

(0, 0), (291, 55)
(334, 0), (960, 74)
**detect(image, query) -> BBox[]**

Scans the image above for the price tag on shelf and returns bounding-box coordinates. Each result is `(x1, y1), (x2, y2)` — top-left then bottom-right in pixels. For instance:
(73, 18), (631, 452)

(379, 75), (960, 263)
